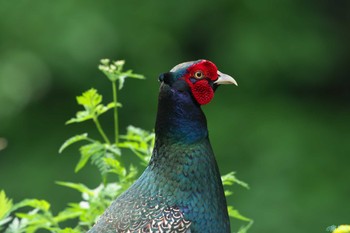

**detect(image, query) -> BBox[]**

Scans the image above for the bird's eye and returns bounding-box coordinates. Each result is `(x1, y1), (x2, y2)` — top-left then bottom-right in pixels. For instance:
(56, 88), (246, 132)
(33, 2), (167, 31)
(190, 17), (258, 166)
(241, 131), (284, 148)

(194, 71), (204, 79)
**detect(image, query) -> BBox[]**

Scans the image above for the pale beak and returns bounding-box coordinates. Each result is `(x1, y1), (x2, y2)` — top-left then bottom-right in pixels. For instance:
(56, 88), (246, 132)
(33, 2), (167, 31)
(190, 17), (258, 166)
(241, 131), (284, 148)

(214, 71), (238, 86)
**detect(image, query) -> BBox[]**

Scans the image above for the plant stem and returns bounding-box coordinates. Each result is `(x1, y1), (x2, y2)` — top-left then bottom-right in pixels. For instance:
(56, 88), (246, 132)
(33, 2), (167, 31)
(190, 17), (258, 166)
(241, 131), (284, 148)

(93, 117), (111, 144)
(112, 80), (119, 144)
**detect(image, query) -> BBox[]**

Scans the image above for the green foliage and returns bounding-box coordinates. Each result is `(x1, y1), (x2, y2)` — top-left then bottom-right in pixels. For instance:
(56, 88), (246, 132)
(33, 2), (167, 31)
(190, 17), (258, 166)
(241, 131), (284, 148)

(222, 172), (253, 231)
(222, 172), (249, 189)
(119, 126), (155, 166)
(2, 198), (80, 233)
(98, 59), (144, 90)
(0, 59), (251, 233)
(0, 190), (13, 231)
(66, 88), (119, 125)
(59, 133), (89, 154)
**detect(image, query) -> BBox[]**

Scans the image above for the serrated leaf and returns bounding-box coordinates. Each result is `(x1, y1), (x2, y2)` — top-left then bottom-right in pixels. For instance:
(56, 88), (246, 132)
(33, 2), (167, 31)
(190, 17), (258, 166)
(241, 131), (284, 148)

(75, 142), (104, 172)
(59, 133), (89, 153)
(76, 88), (102, 107)
(91, 151), (109, 176)
(56, 182), (94, 196)
(66, 88), (107, 124)
(67, 89), (120, 126)
(104, 157), (126, 176)
(0, 190), (13, 220)
(119, 125), (154, 165)
(105, 144), (121, 156)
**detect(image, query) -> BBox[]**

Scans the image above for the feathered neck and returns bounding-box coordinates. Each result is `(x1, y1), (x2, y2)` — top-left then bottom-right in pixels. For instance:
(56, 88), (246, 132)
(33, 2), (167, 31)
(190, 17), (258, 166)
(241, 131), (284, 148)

(154, 83), (208, 145)
(145, 82), (230, 231)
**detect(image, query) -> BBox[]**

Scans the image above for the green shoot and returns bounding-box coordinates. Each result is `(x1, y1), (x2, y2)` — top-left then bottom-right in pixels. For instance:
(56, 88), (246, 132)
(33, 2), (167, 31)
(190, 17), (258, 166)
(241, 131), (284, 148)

(98, 59), (144, 144)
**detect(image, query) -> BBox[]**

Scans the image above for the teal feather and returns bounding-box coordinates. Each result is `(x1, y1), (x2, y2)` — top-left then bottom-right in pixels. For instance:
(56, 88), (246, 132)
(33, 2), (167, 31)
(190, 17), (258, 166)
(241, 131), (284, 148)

(88, 60), (230, 233)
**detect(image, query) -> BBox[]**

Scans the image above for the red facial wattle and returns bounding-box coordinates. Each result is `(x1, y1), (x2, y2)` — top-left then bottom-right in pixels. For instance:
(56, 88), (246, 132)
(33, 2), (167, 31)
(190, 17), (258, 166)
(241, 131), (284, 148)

(185, 60), (219, 105)
(191, 79), (214, 105)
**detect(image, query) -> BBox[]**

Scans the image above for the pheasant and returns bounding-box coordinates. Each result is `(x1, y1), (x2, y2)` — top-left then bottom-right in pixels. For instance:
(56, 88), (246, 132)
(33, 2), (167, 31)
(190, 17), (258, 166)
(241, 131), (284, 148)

(88, 59), (237, 233)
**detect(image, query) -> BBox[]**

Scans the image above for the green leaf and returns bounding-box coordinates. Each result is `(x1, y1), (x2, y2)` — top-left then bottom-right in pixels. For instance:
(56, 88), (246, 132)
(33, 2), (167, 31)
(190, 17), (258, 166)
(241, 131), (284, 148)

(104, 157), (126, 176)
(76, 88), (102, 107)
(13, 199), (50, 211)
(227, 206), (251, 222)
(119, 125), (154, 165)
(95, 102), (120, 116)
(0, 190), (13, 220)
(66, 88), (116, 125)
(117, 71), (144, 90)
(221, 172), (249, 189)
(105, 144), (121, 156)
(237, 220), (254, 233)
(124, 70), (145, 79)
(53, 209), (82, 223)
(66, 111), (93, 124)
(125, 165), (138, 180)
(75, 152), (93, 173)
(56, 181), (94, 196)
(59, 133), (90, 153)
(91, 151), (109, 176)
(57, 228), (81, 233)
(13, 207), (55, 233)
(76, 142), (104, 172)
(224, 190), (233, 197)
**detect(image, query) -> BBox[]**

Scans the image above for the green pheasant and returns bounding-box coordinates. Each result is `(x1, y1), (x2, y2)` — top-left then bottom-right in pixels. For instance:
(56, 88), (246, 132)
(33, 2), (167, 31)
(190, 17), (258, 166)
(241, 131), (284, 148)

(88, 60), (237, 233)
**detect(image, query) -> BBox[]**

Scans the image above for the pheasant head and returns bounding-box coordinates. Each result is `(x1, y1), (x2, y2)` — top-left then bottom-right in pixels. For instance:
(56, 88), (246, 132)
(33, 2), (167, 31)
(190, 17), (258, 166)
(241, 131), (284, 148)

(159, 59), (237, 105)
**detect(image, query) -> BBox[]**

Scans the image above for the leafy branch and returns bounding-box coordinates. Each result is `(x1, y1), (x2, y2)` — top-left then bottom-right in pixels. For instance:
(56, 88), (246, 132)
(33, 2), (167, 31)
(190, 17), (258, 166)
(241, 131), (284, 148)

(222, 172), (253, 232)
(60, 59), (146, 184)
(98, 59), (144, 144)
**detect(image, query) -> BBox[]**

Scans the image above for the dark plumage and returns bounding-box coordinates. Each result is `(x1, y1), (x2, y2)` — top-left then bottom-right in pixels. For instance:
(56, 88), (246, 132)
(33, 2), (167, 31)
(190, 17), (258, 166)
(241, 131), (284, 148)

(88, 60), (237, 233)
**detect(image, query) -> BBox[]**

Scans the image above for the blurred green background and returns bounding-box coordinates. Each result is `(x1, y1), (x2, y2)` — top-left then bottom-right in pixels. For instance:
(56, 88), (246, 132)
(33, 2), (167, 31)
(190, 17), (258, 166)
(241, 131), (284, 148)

(0, 0), (349, 232)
